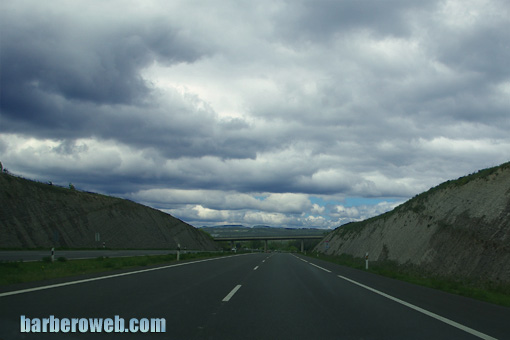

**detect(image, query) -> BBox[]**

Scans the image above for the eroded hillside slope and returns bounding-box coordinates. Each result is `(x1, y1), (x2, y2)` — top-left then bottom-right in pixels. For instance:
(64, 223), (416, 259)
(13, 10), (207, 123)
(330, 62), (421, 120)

(316, 162), (510, 283)
(0, 173), (218, 250)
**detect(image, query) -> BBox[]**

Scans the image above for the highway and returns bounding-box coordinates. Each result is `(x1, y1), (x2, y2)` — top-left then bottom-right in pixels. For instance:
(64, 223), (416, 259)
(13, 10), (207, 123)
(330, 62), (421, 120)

(0, 252), (508, 339)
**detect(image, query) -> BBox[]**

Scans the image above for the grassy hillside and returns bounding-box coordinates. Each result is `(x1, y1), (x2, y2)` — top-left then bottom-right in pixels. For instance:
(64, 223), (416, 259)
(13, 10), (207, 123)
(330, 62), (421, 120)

(334, 161), (510, 237)
(0, 172), (218, 250)
(316, 161), (510, 285)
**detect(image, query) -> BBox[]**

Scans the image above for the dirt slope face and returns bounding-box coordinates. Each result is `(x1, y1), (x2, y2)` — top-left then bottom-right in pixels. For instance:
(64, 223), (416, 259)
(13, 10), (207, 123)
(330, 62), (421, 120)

(316, 162), (510, 283)
(0, 173), (218, 250)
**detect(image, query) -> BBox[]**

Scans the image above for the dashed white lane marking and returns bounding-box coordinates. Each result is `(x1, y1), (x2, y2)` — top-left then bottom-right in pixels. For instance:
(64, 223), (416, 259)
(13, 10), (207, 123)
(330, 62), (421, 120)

(253, 266), (259, 270)
(0, 254), (253, 298)
(222, 285), (242, 302)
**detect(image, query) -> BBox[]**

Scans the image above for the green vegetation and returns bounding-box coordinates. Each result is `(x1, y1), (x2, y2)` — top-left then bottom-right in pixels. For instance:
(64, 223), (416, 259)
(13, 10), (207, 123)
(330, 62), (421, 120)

(310, 253), (510, 307)
(1, 170), (218, 250)
(198, 228), (215, 241)
(334, 161), (510, 236)
(0, 252), (229, 286)
(400, 161), (510, 210)
(216, 239), (321, 252)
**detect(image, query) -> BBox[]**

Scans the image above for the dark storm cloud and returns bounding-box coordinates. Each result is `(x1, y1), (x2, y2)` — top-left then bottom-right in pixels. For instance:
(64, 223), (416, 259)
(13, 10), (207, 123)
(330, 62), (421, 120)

(430, 19), (510, 81)
(0, 1), (279, 162)
(1, 6), (205, 103)
(1, 0), (509, 228)
(0, 2), (208, 138)
(275, 0), (439, 42)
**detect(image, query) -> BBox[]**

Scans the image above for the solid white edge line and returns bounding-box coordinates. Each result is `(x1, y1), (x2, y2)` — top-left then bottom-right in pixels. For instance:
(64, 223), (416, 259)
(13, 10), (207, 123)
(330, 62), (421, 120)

(292, 254), (329, 271)
(337, 275), (498, 340)
(222, 284), (242, 302)
(290, 254), (308, 263)
(0, 254), (251, 298)
(309, 262), (331, 273)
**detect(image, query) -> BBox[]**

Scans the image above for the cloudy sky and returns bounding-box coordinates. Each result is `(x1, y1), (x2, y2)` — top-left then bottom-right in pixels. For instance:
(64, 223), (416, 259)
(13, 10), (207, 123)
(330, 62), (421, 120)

(1, 0), (509, 229)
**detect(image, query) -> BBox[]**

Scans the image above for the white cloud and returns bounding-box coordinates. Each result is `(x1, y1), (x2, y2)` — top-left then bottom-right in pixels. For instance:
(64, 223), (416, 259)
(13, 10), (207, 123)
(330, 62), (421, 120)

(1, 0), (509, 228)
(331, 201), (403, 224)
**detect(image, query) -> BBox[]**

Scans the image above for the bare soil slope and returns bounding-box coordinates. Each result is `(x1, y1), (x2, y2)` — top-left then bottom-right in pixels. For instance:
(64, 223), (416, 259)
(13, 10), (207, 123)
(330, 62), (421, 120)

(0, 173), (218, 250)
(316, 162), (510, 284)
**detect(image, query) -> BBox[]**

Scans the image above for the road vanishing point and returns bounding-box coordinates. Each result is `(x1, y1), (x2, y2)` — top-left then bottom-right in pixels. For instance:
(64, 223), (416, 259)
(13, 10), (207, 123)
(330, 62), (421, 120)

(213, 235), (324, 252)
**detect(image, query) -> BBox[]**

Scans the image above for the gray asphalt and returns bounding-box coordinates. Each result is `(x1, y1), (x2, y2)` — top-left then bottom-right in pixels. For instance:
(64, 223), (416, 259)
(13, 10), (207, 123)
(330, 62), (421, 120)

(0, 253), (508, 339)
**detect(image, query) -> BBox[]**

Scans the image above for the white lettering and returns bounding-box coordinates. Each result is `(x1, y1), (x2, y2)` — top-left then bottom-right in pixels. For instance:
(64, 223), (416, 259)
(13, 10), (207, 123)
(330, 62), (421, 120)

(130, 318), (138, 332)
(89, 318), (102, 332)
(61, 318), (70, 332)
(152, 318), (166, 332)
(139, 318), (149, 333)
(115, 315), (124, 332)
(20, 315), (30, 333)
(71, 318), (79, 332)
(104, 318), (113, 333)
(49, 315), (59, 332)
(31, 318), (41, 332)
(78, 318), (88, 332)
(42, 317), (49, 332)
(19, 316), (165, 334)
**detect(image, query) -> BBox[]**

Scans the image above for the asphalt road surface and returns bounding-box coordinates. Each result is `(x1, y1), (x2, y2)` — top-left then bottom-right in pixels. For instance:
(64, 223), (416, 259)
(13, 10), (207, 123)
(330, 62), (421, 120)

(1, 253), (508, 339)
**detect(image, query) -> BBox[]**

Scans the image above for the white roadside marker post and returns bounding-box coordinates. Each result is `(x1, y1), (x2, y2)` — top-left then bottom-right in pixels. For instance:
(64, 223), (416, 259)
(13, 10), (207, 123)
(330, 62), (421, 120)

(51, 247), (55, 263)
(177, 243), (181, 261)
(365, 252), (369, 270)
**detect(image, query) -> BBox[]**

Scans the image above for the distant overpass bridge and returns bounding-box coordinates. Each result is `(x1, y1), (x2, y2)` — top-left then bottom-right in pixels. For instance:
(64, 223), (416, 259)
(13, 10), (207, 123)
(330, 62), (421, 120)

(212, 235), (325, 252)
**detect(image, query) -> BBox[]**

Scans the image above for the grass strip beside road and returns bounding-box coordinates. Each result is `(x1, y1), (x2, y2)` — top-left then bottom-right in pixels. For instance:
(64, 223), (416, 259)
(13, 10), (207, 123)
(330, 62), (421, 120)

(0, 252), (229, 286)
(307, 253), (510, 307)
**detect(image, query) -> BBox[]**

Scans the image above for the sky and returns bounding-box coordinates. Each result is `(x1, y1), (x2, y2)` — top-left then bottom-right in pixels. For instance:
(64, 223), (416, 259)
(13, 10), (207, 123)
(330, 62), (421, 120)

(1, 0), (509, 229)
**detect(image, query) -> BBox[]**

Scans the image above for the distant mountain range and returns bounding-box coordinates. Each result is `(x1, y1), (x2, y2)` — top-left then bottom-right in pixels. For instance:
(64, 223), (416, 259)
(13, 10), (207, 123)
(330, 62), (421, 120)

(201, 224), (250, 229)
(201, 224), (324, 229)
(199, 225), (328, 238)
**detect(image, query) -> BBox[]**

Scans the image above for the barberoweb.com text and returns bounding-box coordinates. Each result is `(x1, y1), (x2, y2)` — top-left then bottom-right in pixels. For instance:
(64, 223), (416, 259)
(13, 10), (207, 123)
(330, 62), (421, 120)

(21, 315), (165, 333)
